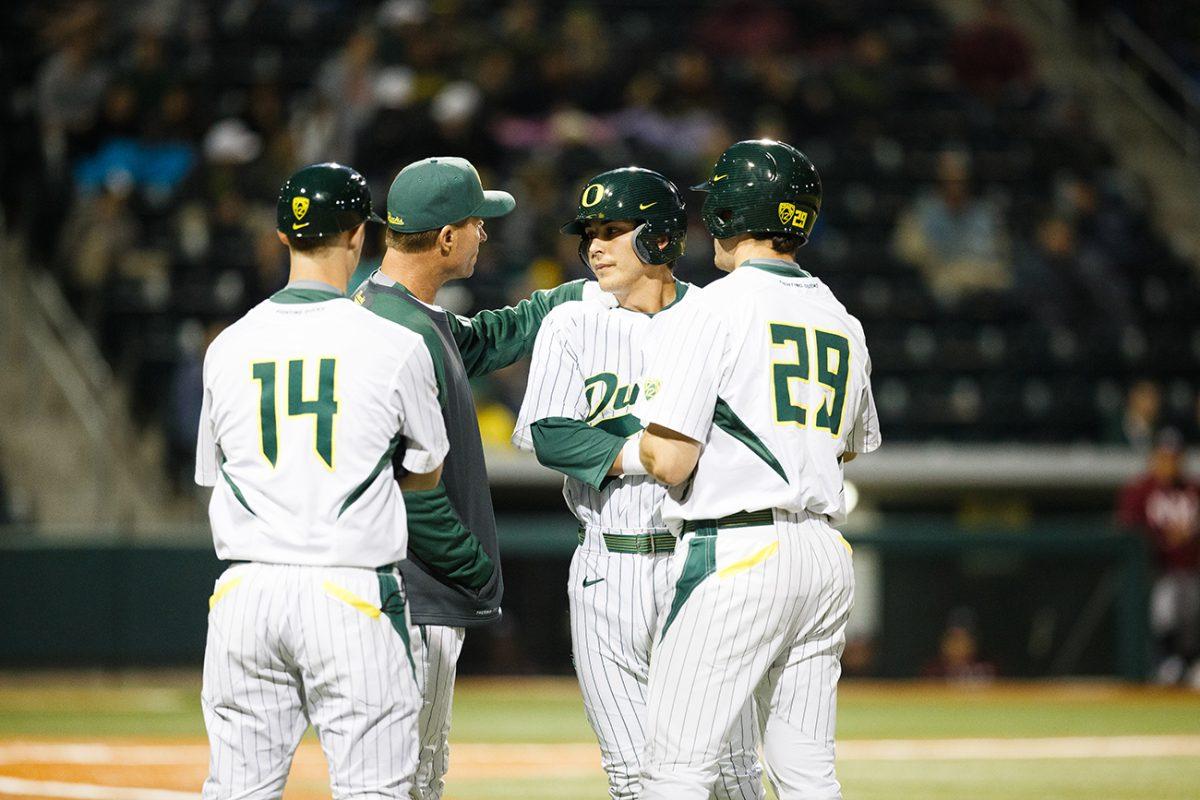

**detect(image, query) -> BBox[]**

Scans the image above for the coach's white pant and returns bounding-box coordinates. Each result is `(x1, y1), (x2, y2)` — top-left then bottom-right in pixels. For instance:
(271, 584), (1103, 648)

(569, 528), (764, 800)
(202, 563), (420, 800)
(409, 624), (465, 800)
(640, 511), (854, 800)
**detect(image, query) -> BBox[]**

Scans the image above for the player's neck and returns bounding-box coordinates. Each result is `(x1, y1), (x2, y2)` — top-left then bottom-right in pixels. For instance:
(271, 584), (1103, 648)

(287, 253), (353, 294)
(727, 239), (796, 271)
(618, 268), (676, 314)
(379, 249), (450, 304)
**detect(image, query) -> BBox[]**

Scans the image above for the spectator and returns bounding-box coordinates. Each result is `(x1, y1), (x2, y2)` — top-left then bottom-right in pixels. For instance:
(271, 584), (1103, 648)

(920, 608), (997, 684)
(314, 28), (381, 165)
(57, 176), (140, 330)
(36, 8), (110, 175)
(891, 150), (1011, 307)
(1118, 431), (1200, 686)
(1104, 380), (1164, 451)
(949, 0), (1033, 104)
(1014, 215), (1134, 337)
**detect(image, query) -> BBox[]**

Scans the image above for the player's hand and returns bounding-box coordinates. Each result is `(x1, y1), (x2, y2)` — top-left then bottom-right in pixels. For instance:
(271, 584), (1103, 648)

(581, 280), (618, 308)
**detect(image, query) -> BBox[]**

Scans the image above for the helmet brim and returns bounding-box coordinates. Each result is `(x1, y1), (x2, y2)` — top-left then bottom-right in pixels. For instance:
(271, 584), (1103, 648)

(690, 181), (712, 192)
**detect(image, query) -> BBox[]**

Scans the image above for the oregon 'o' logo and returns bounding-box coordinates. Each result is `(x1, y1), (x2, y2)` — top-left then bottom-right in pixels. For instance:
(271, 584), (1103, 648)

(581, 183), (606, 208)
(293, 196), (310, 220)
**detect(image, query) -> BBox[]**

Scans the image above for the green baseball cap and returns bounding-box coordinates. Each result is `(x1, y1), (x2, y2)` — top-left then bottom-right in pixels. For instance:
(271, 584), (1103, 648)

(385, 156), (515, 232)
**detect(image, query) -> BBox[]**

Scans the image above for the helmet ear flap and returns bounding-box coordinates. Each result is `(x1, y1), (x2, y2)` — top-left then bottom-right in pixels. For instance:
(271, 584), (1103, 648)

(631, 222), (658, 265)
(633, 222), (681, 266)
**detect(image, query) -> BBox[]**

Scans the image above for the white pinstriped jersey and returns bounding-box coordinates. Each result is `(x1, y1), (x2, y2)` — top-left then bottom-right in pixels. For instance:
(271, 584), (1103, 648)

(512, 286), (697, 531)
(196, 287), (448, 568)
(639, 261), (880, 528)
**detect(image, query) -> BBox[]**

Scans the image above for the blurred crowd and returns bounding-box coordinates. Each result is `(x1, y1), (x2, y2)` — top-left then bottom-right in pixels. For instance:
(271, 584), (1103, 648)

(3, 0), (1200, 495)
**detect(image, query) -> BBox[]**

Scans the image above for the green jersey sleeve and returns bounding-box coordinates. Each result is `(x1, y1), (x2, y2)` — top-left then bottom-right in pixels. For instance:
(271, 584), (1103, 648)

(403, 483), (495, 591)
(446, 280), (586, 378)
(530, 417), (626, 490)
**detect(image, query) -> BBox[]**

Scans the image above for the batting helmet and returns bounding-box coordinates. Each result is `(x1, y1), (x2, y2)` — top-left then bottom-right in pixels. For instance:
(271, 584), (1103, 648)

(276, 162), (383, 239)
(692, 139), (821, 243)
(561, 167), (687, 268)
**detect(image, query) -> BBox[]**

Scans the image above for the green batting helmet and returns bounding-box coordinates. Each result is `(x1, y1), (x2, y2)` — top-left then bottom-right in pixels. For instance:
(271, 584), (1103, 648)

(276, 162), (383, 239)
(692, 139), (821, 243)
(561, 167), (687, 267)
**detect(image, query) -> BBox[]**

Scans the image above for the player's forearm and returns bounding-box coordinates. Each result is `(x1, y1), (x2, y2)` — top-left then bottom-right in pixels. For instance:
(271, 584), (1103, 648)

(640, 424), (701, 486)
(530, 417), (626, 490)
(453, 280), (586, 377)
(398, 463), (442, 491)
(403, 483), (494, 591)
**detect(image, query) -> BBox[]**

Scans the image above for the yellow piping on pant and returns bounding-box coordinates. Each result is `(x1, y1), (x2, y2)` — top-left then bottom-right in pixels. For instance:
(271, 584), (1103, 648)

(208, 576), (244, 610)
(718, 541), (779, 579)
(322, 581), (381, 618)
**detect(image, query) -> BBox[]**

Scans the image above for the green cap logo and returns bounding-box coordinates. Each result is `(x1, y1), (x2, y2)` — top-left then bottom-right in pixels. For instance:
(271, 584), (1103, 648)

(386, 156), (516, 233)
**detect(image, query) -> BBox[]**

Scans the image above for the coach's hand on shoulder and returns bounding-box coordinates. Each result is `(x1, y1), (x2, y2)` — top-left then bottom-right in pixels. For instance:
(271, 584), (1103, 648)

(581, 280), (618, 308)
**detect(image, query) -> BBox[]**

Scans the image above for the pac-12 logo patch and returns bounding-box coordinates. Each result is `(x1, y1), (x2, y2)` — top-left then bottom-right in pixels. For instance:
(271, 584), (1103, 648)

(292, 196), (310, 220)
(643, 378), (661, 400)
(778, 202), (809, 230)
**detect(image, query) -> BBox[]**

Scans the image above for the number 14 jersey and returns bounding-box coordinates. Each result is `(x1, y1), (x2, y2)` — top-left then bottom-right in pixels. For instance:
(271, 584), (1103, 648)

(637, 260), (881, 529)
(196, 285), (448, 568)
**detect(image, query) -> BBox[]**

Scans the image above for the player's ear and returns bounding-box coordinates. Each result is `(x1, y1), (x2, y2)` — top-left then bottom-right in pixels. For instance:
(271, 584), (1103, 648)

(437, 224), (455, 255)
(347, 223), (366, 251)
(276, 230), (290, 248)
(657, 234), (670, 251)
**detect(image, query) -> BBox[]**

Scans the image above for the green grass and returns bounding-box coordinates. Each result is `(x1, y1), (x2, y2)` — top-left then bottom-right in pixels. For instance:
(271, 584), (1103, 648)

(838, 758), (1200, 800)
(444, 777), (609, 800)
(837, 684), (1200, 738)
(443, 678), (595, 743)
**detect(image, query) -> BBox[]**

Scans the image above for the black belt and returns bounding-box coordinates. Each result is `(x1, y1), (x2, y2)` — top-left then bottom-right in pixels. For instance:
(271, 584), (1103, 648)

(681, 509), (775, 535)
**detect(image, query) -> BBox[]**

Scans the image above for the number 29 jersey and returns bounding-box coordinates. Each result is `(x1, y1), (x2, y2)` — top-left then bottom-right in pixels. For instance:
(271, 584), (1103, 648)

(638, 260), (881, 528)
(196, 288), (449, 568)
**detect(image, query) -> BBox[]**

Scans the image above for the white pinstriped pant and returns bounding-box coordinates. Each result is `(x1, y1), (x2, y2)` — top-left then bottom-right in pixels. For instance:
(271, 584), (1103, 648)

(640, 511), (855, 800)
(569, 528), (764, 800)
(409, 624), (465, 800)
(201, 562), (420, 799)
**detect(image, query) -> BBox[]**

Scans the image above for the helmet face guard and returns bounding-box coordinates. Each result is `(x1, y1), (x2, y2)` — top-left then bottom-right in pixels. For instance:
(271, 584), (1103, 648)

(693, 139), (821, 243)
(562, 167), (688, 269)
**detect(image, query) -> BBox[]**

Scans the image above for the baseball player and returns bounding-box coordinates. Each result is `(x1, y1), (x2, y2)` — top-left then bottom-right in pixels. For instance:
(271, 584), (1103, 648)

(196, 163), (448, 798)
(352, 156), (605, 800)
(636, 140), (881, 799)
(512, 167), (763, 800)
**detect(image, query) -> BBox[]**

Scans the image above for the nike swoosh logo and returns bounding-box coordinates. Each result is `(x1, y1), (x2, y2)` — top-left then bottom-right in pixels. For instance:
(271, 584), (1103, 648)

(712, 174), (729, 182)
(582, 577), (605, 588)
(639, 202), (657, 210)
(292, 222), (310, 230)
